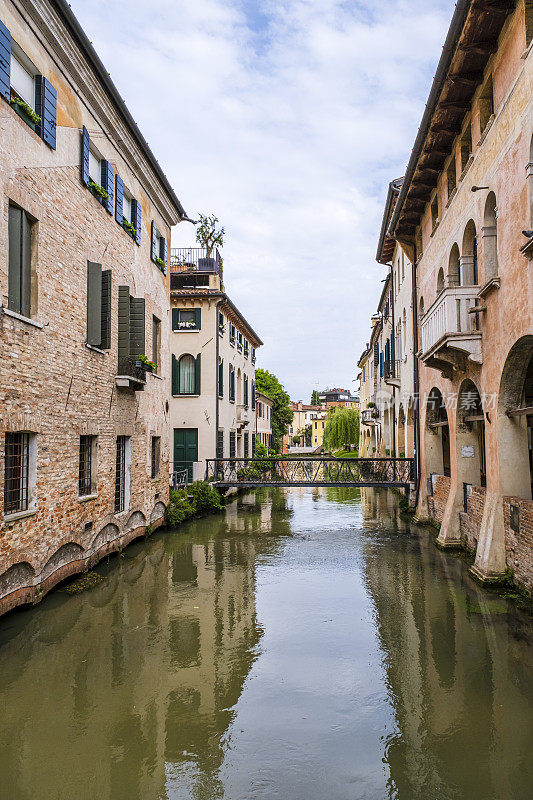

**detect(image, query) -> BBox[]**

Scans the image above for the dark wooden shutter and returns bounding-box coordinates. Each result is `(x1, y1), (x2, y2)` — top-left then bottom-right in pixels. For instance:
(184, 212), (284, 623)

(117, 285), (130, 367)
(216, 430), (224, 458)
(194, 308), (201, 330)
(115, 175), (124, 224)
(195, 353), (201, 395)
(229, 431), (236, 459)
(101, 269), (111, 349)
(8, 205), (21, 314)
(252, 381), (256, 410)
(131, 199), (141, 244)
(218, 359), (223, 397)
(129, 297), (145, 357)
(373, 342), (379, 366)
(251, 433), (256, 456)
(101, 161), (114, 213)
(35, 76), (57, 149)
(172, 308), (179, 331)
(151, 220), (157, 262)
(244, 432), (249, 458)
(172, 354), (179, 395)
(87, 261), (102, 346)
(244, 375), (248, 406)
(0, 20), (11, 102)
(81, 126), (90, 187)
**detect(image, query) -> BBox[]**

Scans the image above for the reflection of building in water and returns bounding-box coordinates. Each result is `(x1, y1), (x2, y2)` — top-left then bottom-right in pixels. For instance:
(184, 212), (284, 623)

(362, 505), (533, 798)
(0, 492), (290, 800)
(360, 488), (402, 528)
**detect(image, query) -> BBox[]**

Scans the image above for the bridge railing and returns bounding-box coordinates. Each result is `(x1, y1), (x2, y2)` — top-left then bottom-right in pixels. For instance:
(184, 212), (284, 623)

(205, 457), (416, 487)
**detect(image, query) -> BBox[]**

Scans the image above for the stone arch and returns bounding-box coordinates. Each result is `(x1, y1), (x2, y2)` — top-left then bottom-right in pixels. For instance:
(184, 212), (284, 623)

(425, 387), (450, 478)
(497, 336), (533, 500)
(419, 296), (425, 318)
(448, 243), (460, 286)
(437, 267), (445, 294)
(456, 379), (486, 489)
(150, 501), (166, 523)
(42, 543), (85, 580)
(461, 220), (478, 285)
(398, 406), (406, 457)
(125, 510), (146, 532)
(482, 192), (498, 281)
(0, 561), (35, 598)
(91, 523), (120, 552)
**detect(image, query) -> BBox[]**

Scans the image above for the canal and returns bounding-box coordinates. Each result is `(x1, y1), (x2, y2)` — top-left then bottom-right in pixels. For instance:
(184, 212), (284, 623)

(0, 488), (532, 800)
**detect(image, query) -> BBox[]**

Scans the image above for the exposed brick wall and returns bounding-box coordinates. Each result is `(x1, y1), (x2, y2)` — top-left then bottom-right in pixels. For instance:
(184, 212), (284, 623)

(427, 475), (451, 523)
(504, 497), (533, 594)
(459, 485), (486, 553)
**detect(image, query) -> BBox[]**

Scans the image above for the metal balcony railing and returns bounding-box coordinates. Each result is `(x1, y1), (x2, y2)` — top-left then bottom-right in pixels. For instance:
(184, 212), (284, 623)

(170, 247), (222, 273)
(384, 359), (400, 380)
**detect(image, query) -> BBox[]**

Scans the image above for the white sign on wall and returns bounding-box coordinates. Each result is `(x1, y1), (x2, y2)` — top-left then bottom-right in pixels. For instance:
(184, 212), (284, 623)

(462, 445), (475, 458)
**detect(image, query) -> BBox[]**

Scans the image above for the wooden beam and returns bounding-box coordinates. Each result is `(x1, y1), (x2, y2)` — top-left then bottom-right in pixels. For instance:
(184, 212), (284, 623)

(429, 421), (449, 429)
(459, 40), (497, 55)
(439, 100), (472, 111)
(463, 414), (485, 422)
(448, 72), (484, 86)
(506, 406), (533, 417)
(411, 181), (435, 191)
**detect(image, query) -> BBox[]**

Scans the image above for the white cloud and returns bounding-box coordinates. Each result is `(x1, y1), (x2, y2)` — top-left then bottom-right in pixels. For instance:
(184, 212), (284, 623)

(70, 0), (451, 399)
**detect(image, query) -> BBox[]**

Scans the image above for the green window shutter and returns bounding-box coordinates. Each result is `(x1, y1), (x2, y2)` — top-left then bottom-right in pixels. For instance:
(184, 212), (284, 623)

(218, 359), (223, 397)
(129, 297), (145, 357)
(195, 353), (201, 395)
(172, 354), (179, 395)
(101, 269), (111, 349)
(194, 308), (201, 330)
(86, 261), (102, 346)
(117, 285), (130, 367)
(172, 308), (179, 331)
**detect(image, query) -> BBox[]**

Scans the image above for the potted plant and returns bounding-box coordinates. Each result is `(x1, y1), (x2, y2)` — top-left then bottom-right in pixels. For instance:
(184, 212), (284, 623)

(196, 213), (224, 269)
(367, 401), (376, 408)
(136, 354), (157, 373)
(10, 93), (41, 129)
(123, 219), (136, 238)
(155, 256), (166, 271)
(88, 179), (109, 203)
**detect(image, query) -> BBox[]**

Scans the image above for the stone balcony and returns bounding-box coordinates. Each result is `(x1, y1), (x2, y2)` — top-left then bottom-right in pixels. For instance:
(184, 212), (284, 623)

(237, 404), (251, 428)
(361, 408), (379, 426)
(420, 285), (482, 377)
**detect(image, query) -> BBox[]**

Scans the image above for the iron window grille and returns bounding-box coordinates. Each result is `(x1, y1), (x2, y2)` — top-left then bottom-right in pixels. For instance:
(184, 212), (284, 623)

(78, 436), (93, 496)
(115, 436), (126, 512)
(4, 432), (30, 515)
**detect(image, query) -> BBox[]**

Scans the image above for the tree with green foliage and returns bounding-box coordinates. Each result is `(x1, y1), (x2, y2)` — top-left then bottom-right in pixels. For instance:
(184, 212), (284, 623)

(311, 389), (320, 405)
(323, 407), (360, 451)
(255, 368), (293, 452)
(196, 213), (225, 258)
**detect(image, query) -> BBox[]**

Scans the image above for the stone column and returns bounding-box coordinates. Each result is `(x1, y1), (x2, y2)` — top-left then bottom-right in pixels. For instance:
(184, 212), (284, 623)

(481, 225), (497, 282)
(459, 254), (475, 286)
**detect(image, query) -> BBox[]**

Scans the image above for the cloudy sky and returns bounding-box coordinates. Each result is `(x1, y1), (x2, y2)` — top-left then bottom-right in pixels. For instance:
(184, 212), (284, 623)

(71, 0), (451, 401)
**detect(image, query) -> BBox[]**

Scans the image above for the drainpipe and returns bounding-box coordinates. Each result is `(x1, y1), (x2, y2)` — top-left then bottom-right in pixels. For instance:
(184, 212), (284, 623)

(214, 299), (223, 474)
(390, 268), (396, 458)
(412, 243), (421, 507)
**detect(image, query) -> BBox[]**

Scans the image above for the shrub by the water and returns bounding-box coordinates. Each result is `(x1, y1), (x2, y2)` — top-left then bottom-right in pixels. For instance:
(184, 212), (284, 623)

(189, 481), (223, 515)
(164, 489), (195, 527)
(165, 481), (223, 528)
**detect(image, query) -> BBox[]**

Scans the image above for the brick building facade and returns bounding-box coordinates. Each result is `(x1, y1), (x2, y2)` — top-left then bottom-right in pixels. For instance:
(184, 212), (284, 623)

(0, 0), (186, 615)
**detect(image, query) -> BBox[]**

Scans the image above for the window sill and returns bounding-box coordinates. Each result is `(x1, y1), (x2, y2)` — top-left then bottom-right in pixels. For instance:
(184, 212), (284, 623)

(2, 307), (43, 329)
(3, 507), (37, 523)
(150, 372), (163, 380)
(85, 343), (107, 355)
(172, 394), (200, 398)
(172, 329), (200, 333)
(78, 493), (97, 503)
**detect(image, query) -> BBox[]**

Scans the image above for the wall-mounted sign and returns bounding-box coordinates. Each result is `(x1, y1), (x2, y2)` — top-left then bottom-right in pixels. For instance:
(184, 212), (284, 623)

(461, 445), (475, 458)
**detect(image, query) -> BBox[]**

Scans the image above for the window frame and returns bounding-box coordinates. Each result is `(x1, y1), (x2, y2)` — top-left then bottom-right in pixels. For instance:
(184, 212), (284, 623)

(151, 436), (161, 479)
(78, 435), (97, 498)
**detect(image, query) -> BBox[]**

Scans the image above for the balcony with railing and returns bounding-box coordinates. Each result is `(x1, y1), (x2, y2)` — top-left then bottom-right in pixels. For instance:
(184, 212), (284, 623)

(361, 408), (379, 426)
(420, 285), (482, 374)
(384, 358), (401, 387)
(170, 247), (222, 273)
(116, 357), (146, 391)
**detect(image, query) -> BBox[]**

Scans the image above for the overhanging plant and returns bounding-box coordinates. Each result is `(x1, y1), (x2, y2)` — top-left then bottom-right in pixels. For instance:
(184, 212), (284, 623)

(10, 95), (41, 125)
(155, 256), (166, 270)
(123, 219), (135, 236)
(136, 354), (157, 372)
(88, 179), (109, 202)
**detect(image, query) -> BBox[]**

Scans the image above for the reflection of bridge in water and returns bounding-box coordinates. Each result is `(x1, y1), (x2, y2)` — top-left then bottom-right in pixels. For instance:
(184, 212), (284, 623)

(206, 457), (416, 488)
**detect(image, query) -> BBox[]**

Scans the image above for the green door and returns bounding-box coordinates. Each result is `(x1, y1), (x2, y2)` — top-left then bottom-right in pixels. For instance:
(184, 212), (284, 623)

(174, 428), (198, 482)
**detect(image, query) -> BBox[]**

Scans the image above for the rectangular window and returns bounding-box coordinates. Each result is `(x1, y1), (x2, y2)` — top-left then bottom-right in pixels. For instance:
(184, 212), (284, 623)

(172, 308), (201, 331)
(216, 429), (224, 459)
(244, 338), (249, 358)
(251, 381), (256, 410)
(151, 436), (161, 479)
(230, 323), (236, 345)
(229, 431), (236, 459)
(114, 436), (129, 513)
(11, 50), (35, 107)
(218, 311), (225, 335)
(78, 435), (96, 497)
(237, 331), (243, 352)
(229, 365), (235, 402)
(251, 347), (256, 364)
(244, 375), (248, 407)
(123, 190), (132, 223)
(8, 203), (33, 318)
(152, 316), (161, 373)
(244, 432), (249, 458)
(87, 261), (111, 349)
(4, 432), (30, 514)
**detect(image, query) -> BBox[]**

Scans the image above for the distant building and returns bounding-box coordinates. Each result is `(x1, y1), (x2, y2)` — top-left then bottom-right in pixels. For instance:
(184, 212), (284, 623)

(319, 388), (359, 409)
(311, 411), (328, 449)
(284, 401), (322, 450)
(256, 392), (273, 449)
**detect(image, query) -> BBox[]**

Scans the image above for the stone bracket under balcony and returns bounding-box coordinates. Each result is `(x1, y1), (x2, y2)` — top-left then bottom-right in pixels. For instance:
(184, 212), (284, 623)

(116, 358), (146, 391)
(422, 332), (482, 378)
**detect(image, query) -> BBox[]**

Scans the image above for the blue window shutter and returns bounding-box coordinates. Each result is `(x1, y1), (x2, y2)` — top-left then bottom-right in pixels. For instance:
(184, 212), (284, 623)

(81, 126), (90, 186)
(101, 161), (114, 214)
(151, 221), (157, 262)
(115, 175), (124, 224)
(162, 236), (168, 265)
(0, 20), (11, 103)
(35, 76), (57, 149)
(131, 199), (141, 245)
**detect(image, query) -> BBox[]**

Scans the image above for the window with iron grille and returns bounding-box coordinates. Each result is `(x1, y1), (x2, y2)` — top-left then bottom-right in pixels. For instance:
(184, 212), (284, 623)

(216, 429), (224, 458)
(251, 433), (256, 456)
(244, 432), (249, 458)
(229, 431), (236, 459)
(151, 436), (161, 479)
(4, 432), (30, 515)
(78, 435), (94, 496)
(115, 436), (126, 512)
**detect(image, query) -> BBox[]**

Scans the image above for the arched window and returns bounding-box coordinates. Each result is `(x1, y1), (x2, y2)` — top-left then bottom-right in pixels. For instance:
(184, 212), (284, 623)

(482, 192), (498, 282)
(457, 379), (486, 488)
(498, 336), (533, 500)
(461, 220), (478, 285)
(402, 308), (406, 354)
(426, 387), (450, 478)
(448, 243), (460, 287)
(419, 296), (425, 318)
(437, 267), (445, 294)
(179, 354), (196, 394)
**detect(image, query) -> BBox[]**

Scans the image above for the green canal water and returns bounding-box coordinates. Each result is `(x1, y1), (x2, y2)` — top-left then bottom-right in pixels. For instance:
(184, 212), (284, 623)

(0, 488), (532, 800)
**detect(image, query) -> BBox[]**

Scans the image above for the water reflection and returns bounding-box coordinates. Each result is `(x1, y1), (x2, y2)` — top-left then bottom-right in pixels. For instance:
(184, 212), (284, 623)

(360, 488), (533, 800)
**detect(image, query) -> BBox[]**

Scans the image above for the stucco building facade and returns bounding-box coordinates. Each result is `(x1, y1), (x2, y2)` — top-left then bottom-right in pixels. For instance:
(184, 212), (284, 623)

(0, 0), (184, 615)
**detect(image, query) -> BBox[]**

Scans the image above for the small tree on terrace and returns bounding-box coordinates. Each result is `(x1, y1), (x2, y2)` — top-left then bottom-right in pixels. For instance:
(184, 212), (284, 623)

(323, 407), (360, 452)
(196, 214), (225, 258)
(311, 389), (320, 406)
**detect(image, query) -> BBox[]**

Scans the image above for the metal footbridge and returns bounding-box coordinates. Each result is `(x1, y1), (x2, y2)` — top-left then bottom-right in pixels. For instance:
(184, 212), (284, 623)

(205, 457), (416, 488)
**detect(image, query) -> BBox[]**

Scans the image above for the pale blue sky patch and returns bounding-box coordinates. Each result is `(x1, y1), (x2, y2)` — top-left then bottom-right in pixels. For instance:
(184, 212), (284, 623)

(70, 0), (451, 400)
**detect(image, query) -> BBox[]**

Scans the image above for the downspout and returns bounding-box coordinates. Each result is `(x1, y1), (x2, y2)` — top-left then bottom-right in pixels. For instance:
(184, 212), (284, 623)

(390, 269), (396, 458)
(214, 299), (223, 472)
(411, 243), (421, 507)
